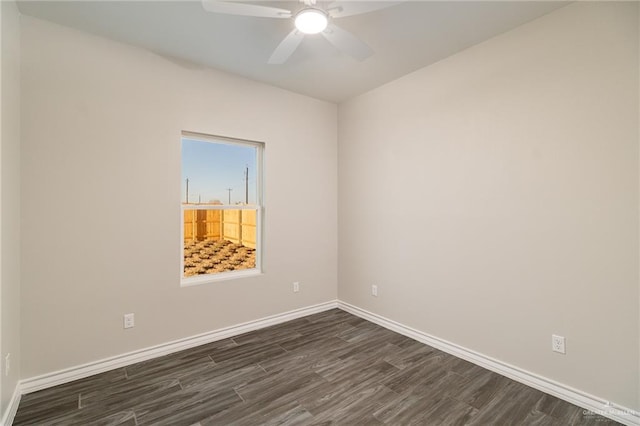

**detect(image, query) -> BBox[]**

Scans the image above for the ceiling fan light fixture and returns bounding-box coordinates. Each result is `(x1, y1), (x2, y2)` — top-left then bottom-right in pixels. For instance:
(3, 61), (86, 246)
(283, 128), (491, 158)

(295, 8), (328, 34)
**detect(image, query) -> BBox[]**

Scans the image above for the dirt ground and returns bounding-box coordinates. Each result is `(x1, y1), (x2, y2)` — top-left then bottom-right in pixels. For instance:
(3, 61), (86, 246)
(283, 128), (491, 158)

(183, 239), (256, 277)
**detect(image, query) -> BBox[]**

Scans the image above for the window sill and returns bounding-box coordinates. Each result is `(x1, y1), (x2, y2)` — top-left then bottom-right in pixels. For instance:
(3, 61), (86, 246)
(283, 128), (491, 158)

(180, 268), (263, 287)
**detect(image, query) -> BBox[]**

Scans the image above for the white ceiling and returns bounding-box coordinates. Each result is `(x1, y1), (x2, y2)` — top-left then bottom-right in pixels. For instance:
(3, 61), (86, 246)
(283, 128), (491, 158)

(17, 1), (568, 103)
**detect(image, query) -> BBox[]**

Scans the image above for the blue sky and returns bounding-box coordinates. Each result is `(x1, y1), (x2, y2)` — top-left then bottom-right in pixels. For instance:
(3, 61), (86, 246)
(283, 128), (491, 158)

(181, 138), (257, 205)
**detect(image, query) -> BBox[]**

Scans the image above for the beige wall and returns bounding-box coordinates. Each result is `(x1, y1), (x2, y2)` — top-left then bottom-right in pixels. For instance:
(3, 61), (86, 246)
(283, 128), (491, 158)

(338, 2), (639, 410)
(1, 0), (21, 418)
(20, 16), (338, 378)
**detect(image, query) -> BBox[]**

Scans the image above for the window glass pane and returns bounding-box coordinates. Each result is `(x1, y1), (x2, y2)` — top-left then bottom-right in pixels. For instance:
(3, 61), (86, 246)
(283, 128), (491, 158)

(183, 208), (257, 277)
(181, 138), (257, 206)
(181, 134), (261, 281)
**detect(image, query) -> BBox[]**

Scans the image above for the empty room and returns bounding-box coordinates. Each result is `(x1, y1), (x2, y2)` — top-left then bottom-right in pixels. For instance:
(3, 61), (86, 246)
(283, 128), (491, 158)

(1, 0), (638, 425)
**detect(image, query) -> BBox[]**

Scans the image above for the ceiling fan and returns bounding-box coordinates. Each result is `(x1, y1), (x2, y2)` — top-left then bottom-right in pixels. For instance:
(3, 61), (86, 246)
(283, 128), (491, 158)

(201, 0), (399, 64)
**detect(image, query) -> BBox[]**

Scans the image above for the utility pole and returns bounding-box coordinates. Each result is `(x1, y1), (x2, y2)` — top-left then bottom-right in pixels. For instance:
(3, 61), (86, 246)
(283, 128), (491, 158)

(245, 165), (249, 204)
(226, 188), (233, 205)
(198, 194), (201, 204)
(185, 178), (189, 204)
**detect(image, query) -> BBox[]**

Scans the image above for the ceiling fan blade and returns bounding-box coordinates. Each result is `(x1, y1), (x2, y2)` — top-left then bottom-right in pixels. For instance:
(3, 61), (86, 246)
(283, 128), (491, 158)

(202, 0), (292, 18)
(327, 1), (403, 19)
(268, 29), (305, 64)
(321, 24), (373, 61)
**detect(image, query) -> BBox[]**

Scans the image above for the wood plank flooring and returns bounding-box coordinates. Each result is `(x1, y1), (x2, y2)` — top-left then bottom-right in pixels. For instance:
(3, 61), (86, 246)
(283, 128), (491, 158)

(14, 309), (619, 425)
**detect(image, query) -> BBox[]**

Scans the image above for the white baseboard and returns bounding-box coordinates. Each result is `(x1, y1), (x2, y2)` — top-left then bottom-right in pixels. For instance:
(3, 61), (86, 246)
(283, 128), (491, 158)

(1, 383), (21, 426)
(337, 301), (639, 426)
(19, 300), (338, 396)
(13, 299), (638, 426)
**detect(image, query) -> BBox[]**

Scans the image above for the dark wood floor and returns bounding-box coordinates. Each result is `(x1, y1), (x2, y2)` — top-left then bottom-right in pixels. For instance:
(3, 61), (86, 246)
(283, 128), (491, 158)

(14, 309), (619, 425)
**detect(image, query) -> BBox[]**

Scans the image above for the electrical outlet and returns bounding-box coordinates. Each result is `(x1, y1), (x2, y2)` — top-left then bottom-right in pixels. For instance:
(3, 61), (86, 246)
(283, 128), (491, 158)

(5, 353), (10, 376)
(552, 335), (565, 354)
(293, 282), (300, 293)
(124, 313), (135, 329)
(371, 285), (378, 297)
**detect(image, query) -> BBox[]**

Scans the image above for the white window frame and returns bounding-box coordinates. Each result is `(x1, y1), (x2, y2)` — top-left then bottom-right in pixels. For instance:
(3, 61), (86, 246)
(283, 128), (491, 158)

(180, 131), (264, 287)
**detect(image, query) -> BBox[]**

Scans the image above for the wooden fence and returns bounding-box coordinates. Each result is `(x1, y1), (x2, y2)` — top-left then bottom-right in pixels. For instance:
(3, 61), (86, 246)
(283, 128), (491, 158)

(183, 209), (256, 249)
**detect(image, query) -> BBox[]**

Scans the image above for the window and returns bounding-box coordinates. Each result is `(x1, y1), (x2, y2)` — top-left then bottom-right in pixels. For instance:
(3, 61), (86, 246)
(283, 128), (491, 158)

(181, 131), (263, 285)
